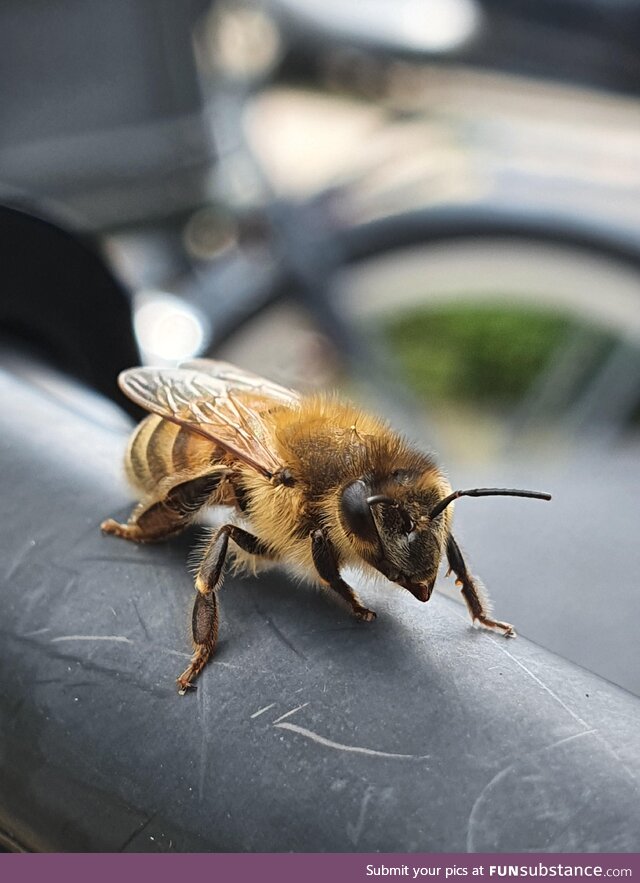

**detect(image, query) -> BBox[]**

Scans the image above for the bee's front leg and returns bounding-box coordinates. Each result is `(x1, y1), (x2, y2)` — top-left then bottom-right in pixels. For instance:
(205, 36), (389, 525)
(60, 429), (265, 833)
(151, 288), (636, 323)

(310, 529), (376, 622)
(446, 534), (516, 637)
(177, 525), (272, 694)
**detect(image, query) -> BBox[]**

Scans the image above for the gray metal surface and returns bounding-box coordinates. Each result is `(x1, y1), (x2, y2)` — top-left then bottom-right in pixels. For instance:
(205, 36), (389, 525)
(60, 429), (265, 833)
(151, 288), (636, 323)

(0, 365), (639, 852)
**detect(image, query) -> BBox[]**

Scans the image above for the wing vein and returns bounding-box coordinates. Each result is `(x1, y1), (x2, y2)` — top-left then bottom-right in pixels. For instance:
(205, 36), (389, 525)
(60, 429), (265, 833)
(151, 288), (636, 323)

(118, 363), (299, 477)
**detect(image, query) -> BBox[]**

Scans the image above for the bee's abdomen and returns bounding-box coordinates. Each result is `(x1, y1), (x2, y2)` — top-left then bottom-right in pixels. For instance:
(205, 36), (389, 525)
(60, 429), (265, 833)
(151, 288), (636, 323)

(125, 415), (173, 492)
(124, 415), (219, 493)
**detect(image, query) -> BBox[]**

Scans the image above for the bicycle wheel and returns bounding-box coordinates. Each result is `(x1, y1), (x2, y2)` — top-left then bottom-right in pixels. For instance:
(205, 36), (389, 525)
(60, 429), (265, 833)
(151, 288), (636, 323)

(217, 208), (640, 698)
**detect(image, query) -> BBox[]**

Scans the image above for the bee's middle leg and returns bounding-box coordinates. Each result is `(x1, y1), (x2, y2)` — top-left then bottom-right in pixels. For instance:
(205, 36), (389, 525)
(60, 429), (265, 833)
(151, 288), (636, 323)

(177, 525), (272, 694)
(311, 529), (376, 622)
(446, 534), (516, 637)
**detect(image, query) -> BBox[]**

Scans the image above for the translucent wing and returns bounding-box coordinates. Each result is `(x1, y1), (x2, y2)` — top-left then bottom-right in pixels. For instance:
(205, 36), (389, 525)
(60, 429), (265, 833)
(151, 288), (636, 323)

(179, 359), (300, 409)
(119, 366), (298, 477)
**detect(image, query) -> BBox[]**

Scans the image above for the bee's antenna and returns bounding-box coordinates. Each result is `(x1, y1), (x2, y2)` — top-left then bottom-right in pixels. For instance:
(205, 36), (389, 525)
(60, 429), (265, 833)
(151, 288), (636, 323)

(367, 495), (396, 506)
(429, 487), (552, 520)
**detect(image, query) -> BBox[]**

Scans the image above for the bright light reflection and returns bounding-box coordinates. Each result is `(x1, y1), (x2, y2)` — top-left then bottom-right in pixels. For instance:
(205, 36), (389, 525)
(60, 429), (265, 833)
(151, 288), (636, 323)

(134, 291), (208, 365)
(278, 0), (481, 53)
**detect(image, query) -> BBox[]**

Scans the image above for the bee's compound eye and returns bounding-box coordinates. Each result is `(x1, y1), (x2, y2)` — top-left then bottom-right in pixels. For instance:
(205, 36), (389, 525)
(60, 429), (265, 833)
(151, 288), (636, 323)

(340, 480), (380, 546)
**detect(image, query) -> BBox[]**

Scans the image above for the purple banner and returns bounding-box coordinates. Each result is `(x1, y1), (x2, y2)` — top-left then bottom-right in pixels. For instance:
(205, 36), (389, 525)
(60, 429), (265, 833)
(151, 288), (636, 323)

(1, 853), (639, 883)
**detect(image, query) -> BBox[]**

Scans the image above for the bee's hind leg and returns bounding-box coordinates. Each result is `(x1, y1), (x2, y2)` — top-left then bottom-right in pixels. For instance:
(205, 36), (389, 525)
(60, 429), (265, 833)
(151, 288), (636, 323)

(311, 529), (376, 622)
(177, 525), (272, 694)
(101, 471), (226, 543)
(446, 534), (516, 637)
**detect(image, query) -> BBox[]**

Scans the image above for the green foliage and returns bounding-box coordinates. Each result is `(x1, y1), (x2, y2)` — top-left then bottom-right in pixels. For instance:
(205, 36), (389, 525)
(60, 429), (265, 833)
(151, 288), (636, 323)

(382, 301), (613, 406)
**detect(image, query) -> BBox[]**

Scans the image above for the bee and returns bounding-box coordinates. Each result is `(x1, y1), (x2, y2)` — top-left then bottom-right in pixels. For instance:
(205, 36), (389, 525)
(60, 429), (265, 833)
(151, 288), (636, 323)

(101, 359), (551, 694)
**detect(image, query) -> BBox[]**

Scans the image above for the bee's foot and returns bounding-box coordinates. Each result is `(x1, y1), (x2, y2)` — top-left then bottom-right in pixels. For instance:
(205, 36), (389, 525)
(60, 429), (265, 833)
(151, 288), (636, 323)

(476, 617), (516, 638)
(101, 518), (126, 536)
(101, 518), (150, 543)
(354, 606), (376, 622)
(177, 653), (209, 694)
(492, 620), (516, 638)
(176, 674), (197, 696)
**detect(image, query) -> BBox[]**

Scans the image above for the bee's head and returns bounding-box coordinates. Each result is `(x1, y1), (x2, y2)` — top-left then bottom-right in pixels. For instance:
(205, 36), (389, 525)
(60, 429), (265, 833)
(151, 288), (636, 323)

(339, 475), (551, 603)
(339, 473), (450, 602)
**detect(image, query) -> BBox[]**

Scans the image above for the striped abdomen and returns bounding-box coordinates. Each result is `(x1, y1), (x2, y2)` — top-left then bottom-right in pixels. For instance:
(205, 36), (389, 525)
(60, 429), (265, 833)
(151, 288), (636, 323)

(124, 415), (221, 494)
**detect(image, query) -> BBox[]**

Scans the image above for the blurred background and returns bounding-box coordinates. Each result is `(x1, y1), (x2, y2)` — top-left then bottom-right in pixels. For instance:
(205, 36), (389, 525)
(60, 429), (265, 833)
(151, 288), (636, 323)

(1, 0), (640, 695)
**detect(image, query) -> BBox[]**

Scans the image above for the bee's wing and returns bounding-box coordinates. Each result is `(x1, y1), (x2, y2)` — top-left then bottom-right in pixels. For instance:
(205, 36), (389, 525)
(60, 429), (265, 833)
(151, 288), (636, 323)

(119, 366), (296, 477)
(179, 359), (300, 408)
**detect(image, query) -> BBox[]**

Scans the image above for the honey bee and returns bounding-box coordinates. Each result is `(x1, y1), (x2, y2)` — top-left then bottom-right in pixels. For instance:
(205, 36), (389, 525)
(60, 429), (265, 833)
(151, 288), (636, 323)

(101, 359), (551, 694)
